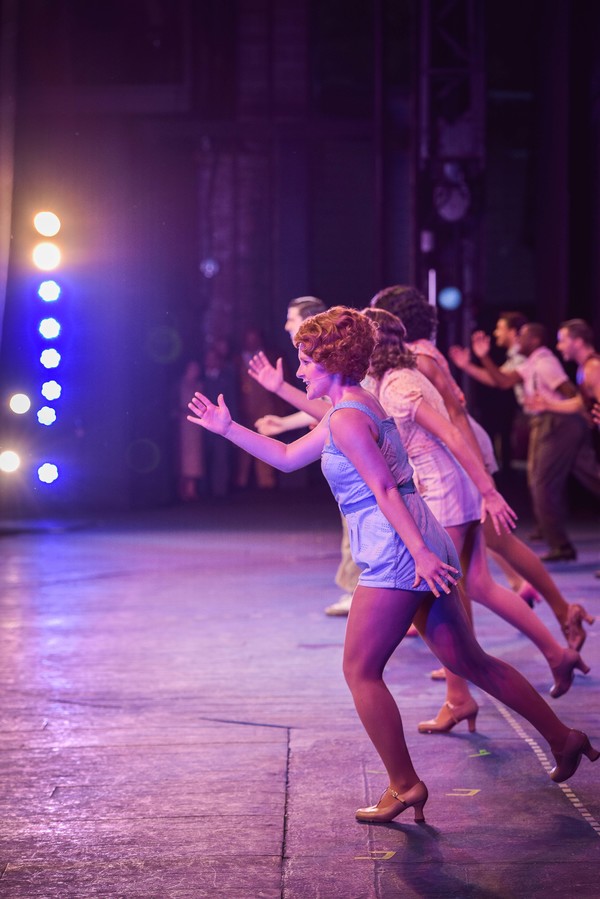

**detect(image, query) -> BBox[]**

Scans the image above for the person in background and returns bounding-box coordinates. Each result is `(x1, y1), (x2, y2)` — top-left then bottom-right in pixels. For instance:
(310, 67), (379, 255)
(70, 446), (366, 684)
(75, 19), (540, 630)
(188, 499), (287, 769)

(253, 296), (329, 439)
(187, 306), (598, 824)
(533, 319), (600, 581)
(536, 319), (600, 434)
(449, 310), (529, 469)
(250, 295), (362, 617)
(370, 288), (595, 650)
(363, 307), (588, 736)
(450, 310), (537, 598)
(470, 322), (600, 562)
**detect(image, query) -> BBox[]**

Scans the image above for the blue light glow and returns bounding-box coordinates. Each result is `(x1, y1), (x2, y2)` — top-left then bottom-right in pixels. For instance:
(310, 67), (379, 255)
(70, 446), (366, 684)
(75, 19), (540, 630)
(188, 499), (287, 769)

(38, 280), (61, 302)
(438, 286), (463, 311)
(41, 380), (62, 400)
(37, 406), (57, 426)
(39, 317), (61, 339)
(40, 348), (61, 368)
(37, 462), (59, 483)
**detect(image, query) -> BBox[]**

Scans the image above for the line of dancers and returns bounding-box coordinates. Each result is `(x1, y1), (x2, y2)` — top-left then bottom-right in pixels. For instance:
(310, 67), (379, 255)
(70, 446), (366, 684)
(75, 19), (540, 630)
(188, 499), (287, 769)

(187, 298), (598, 825)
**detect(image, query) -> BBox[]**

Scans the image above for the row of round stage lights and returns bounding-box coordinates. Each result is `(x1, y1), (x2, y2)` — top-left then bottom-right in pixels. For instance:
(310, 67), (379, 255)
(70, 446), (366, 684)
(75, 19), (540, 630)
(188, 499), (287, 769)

(0, 211), (63, 484)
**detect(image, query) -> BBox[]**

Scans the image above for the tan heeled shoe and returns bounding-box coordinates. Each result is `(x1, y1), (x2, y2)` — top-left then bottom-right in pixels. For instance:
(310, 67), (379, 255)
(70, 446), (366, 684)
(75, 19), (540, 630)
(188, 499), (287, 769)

(561, 603), (595, 651)
(550, 729), (600, 782)
(355, 781), (428, 823)
(549, 648), (590, 699)
(418, 698), (479, 734)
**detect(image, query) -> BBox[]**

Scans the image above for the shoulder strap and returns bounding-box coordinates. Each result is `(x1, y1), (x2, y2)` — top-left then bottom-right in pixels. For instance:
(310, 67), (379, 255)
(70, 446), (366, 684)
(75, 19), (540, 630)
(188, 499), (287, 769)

(330, 400), (383, 429)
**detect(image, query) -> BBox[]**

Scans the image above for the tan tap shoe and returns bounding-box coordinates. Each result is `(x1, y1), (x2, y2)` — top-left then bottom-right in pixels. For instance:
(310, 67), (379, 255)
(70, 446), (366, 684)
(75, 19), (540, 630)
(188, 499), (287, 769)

(418, 698), (479, 734)
(355, 781), (428, 823)
(561, 603), (595, 651)
(550, 730), (600, 782)
(549, 648), (590, 699)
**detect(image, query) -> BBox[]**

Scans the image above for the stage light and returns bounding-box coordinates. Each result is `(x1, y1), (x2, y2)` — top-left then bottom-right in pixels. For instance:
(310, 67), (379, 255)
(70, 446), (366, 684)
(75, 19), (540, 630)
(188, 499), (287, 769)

(33, 242), (61, 271)
(38, 462), (59, 483)
(438, 286), (463, 311)
(38, 317), (61, 339)
(40, 348), (61, 368)
(37, 406), (57, 426)
(28, 210), (66, 497)
(0, 450), (20, 472)
(9, 393), (31, 414)
(41, 380), (62, 400)
(34, 211), (61, 237)
(38, 280), (61, 302)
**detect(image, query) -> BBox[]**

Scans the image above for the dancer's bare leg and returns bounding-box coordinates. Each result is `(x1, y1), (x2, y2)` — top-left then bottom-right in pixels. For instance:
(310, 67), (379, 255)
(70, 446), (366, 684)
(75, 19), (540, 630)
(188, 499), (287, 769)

(431, 523), (490, 707)
(343, 585), (424, 793)
(424, 521), (587, 729)
(344, 580), (591, 793)
(412, 587), (571, 753)
(487, 548), (526, 593)
(420, 525), (479, 722)
(483, 518), (595, 648)
(443, 582), (475, 705)
(462, 523), (580, 672)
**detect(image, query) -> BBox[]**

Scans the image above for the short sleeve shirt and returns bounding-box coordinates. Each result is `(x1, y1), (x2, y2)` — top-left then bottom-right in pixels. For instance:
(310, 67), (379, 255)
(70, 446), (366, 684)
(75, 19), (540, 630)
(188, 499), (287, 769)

(516, 347), (569, 411)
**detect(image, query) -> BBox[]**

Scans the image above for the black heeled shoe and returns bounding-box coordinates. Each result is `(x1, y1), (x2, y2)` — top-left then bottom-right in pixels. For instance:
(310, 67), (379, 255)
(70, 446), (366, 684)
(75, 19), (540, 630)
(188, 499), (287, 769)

(549, 649), (590, 699)
(550, 730), (600, 782)
(355, 781), (428, 823)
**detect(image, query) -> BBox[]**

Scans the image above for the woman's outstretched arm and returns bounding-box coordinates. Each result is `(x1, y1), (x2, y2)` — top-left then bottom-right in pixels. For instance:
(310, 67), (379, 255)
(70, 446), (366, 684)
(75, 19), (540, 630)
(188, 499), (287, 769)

(187, 391), (326, 472)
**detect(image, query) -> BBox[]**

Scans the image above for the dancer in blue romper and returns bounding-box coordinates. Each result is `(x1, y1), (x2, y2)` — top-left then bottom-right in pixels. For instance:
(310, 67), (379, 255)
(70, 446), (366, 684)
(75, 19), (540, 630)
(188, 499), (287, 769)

(187, 306), (598, 823)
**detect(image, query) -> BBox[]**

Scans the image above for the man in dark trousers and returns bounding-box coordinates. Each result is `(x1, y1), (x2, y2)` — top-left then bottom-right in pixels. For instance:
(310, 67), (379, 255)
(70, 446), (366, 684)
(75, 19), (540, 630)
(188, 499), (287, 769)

(469, 321), (600, 562)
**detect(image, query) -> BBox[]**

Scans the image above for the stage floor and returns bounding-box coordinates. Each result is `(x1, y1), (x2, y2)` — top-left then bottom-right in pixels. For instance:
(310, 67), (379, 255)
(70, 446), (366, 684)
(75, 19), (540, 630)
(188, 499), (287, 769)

(1, 486), (599, 897)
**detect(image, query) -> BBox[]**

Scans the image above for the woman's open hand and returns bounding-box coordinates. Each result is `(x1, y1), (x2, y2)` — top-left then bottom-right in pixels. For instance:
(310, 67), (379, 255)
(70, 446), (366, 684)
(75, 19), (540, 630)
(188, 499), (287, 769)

(412, 546), (459, 597)
(248, 352), (284, 393)
(480, 489), (518, 535)
(187, 392), (231, 436)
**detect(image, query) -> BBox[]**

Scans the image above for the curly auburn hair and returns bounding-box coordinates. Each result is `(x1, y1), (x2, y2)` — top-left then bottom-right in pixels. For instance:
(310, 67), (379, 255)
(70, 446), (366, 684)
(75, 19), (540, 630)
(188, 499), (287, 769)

(362, 308), (417, 379)
(370, 285), (437, 341)
(293, 306), (376, 383)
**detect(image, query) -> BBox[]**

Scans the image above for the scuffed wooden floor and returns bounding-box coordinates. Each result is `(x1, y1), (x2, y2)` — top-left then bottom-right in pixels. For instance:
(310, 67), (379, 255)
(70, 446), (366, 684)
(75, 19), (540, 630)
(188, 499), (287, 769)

(1, 488), (599, 897)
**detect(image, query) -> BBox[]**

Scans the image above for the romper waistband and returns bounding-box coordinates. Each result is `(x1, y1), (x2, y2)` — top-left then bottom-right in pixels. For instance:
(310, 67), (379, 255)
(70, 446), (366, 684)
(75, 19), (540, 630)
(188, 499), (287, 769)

(340, 479), (416, 515)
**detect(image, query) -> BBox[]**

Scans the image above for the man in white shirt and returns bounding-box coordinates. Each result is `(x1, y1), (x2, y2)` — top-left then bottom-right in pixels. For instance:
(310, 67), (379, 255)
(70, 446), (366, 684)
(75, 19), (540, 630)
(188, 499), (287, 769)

(450, 311), (527, 402)
(532, 319), (600, 577)
(449, 311), (529, 466)
(469, 322), (600, 562)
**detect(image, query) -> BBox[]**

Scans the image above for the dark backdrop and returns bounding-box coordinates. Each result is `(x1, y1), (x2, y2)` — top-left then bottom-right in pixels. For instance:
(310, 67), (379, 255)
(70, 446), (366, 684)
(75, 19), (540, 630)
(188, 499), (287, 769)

(1, 0), (599, 512)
